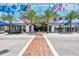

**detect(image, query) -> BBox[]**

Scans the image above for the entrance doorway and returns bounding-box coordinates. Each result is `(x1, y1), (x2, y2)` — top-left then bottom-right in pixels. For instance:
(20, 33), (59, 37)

(34, 23), (47, 32)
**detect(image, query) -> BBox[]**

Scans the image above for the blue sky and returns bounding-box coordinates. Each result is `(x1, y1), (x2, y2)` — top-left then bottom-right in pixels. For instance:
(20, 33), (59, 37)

(0, 3), (78, 18)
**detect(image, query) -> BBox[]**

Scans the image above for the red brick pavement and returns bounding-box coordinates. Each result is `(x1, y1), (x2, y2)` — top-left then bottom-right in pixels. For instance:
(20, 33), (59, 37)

(22, 32), (53, 56)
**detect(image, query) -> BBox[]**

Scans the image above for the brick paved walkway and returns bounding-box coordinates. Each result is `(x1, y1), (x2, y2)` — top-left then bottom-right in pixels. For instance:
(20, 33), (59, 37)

(22, 32), (53, 56)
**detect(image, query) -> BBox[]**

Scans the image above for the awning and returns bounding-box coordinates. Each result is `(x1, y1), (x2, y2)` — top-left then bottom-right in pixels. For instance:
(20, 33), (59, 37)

(50, 19), (68, 25)
(0, 20), (9, 26)
(19, 18), (31, 24)
(12, 18), (24, 24)
(0, 18), (25, 26)
(57, 20), (68, 24)
(72, 19), (79, 24)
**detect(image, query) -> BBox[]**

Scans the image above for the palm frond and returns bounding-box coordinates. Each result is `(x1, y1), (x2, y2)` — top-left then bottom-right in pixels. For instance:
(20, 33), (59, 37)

(65, 10), (79, 20)
(42, 9), (59, 21)
(20, 9), (38, 22)
(0, 14), (15, 22)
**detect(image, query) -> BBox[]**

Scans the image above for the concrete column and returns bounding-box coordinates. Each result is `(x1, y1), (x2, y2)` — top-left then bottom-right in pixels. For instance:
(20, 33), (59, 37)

(63, 27), (65, 32)
(51, 25), (55, 32)
(26, 25), (29, 32)
(4, 26), (8, 31)
(31, 25), (34, 32)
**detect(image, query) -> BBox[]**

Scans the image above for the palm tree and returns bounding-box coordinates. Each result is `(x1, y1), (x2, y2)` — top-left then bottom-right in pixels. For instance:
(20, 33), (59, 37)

(65, 10), (79, 32)
(20, 9), (38, 32)
(0, 14), (15, 33)
(42, 9), (59, 32)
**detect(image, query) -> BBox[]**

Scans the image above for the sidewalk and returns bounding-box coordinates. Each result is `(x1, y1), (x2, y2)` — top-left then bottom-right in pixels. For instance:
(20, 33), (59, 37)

(45, 33), (79, 56)
(0, 33), (33, 56)
(21, 32), (53, 56)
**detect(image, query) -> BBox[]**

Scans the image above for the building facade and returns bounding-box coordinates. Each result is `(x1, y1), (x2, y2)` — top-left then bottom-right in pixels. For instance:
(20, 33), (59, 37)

(0, 3), (79, 32)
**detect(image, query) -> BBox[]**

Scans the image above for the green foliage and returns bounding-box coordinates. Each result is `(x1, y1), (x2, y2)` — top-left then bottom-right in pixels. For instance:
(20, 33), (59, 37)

(0, 14), (15, 22)
(42, 9), (59, 21)
(65, 10), (79, 32)
(20, 9), (38, 22)
(0, 14), (6, 20)
(65, 10), (79, 20)
(41, 9), (59, 32)
(20, 11), (28, 19)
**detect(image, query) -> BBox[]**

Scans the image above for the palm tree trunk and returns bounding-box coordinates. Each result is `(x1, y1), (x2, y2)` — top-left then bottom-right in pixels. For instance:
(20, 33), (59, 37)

(58, 24), (61, 32)
(9, 21), (12, 33)
(47, 24), (49, 33)
(70, 20), (72, 32)
(29, 21), (32, 33)
(31, 20), (34, 32)
(47, 19), (49, 33)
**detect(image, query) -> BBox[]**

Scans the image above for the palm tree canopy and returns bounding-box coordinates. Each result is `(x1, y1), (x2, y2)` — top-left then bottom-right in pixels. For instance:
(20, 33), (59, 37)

(0, 14), (15, 22)
(65, 10), (79, 20)
(42, 9), (59, 21)
(0, 15), (6, 20)
(20, 11), (28, 19)
(20, 9), (38, 22)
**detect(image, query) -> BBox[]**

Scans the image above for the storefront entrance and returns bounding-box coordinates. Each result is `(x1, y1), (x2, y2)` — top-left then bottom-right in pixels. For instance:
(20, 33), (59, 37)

(34, 23), (47, 32)
(53, 26), (79, 32)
